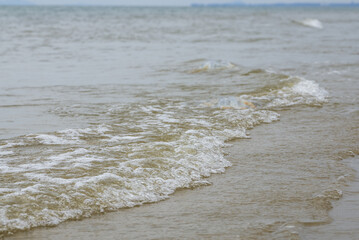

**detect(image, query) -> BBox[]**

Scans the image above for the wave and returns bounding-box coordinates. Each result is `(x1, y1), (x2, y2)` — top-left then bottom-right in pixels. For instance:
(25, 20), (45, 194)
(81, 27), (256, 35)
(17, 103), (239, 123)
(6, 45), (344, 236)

(246, 77), (328, 108)
(294, 18), (323, 29)
(0, 63), (329, 236)
(191, 60), (236, 73)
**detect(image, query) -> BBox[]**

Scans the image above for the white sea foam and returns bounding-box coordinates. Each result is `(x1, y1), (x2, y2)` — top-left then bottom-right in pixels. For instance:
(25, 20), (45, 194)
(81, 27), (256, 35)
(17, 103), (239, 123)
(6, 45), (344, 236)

(102, 135), (143, 142)
(192, 60), (236, 72)
(0, 107), (248, 234)
(203, 60), (235, 70)
(74, 173), (124, 188)
(292, 79), (328, 102)
(0, 141), (25, 149)
(157, 114), (181, 123)
(20, 184), (42, 194)
(297, 18), (323, 29)
(23, 173), (75, 185)
(48, 148), (89, 162)
(0, 150), (13, 156)
(32, 134), (79, 145)
(247, 76), (328, 108)
(58, 125), (110, 136)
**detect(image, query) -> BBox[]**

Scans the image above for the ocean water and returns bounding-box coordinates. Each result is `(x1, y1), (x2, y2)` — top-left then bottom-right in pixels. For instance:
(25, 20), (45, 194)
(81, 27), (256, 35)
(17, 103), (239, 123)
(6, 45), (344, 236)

(0, 6), (358, 239)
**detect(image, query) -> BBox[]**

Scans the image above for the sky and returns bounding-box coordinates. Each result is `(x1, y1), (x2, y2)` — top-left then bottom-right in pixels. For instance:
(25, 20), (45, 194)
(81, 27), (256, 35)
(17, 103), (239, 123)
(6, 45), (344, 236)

(2, 0), (356, 6)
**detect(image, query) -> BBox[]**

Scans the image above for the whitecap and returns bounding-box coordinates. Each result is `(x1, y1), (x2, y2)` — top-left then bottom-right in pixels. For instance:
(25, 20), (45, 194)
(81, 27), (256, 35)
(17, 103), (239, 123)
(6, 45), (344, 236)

(296, 18), (323, 29)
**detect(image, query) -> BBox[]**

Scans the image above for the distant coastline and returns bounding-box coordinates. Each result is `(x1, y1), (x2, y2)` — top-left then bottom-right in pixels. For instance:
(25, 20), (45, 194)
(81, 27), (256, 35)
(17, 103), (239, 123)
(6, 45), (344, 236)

(191, 2), (359, 7)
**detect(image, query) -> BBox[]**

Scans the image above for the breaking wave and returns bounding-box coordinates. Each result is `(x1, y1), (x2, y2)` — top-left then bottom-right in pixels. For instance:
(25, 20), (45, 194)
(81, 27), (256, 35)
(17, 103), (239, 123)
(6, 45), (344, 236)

(0, 62), (328, 236)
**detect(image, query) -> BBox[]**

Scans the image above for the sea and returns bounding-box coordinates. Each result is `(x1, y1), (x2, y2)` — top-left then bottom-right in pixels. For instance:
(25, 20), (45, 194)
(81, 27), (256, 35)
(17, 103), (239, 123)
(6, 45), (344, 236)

(0, 6), (358, 240)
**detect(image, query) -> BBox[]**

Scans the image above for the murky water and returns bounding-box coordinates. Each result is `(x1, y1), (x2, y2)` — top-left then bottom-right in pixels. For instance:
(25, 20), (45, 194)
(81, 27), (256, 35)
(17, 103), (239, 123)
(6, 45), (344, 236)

(1, 6), (358, 239)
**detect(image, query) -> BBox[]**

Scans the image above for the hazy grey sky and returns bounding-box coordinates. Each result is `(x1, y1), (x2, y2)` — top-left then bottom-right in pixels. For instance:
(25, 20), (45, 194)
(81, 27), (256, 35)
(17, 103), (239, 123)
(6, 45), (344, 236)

(28, 0), (355, 6)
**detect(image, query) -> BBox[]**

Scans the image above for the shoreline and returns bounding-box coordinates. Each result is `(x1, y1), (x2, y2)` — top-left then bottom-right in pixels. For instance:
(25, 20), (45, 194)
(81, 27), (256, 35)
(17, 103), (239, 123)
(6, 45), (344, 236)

(5, 107), (358, 239)
(301, 157), (359, 239)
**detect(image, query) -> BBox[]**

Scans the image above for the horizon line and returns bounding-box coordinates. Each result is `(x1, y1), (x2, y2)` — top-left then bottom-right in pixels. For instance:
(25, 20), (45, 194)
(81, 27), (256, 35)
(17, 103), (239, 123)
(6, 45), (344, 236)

(0, 2), (358, 7)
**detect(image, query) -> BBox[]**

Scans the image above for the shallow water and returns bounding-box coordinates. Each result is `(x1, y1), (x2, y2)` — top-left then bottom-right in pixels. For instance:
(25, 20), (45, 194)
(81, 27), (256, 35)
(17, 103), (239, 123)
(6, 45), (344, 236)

(0, 6), (358, 239)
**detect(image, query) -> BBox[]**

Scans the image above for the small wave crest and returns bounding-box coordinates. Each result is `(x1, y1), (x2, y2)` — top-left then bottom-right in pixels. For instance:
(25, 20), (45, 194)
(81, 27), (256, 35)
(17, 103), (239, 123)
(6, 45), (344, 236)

(191, 60), (236, 73)
(243, 75), (328, 109)
(294, 18), (323, 29)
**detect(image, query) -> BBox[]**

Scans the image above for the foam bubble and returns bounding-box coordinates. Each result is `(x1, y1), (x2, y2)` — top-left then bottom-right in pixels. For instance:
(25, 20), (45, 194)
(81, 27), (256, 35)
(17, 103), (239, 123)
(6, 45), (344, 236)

(216, 97), (256, 110)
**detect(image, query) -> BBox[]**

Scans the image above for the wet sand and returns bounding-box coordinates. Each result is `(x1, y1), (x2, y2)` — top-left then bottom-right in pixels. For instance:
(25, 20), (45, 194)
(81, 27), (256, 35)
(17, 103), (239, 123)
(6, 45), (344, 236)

(6, 107), (358, 240)
(301, 158), (359, 240)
